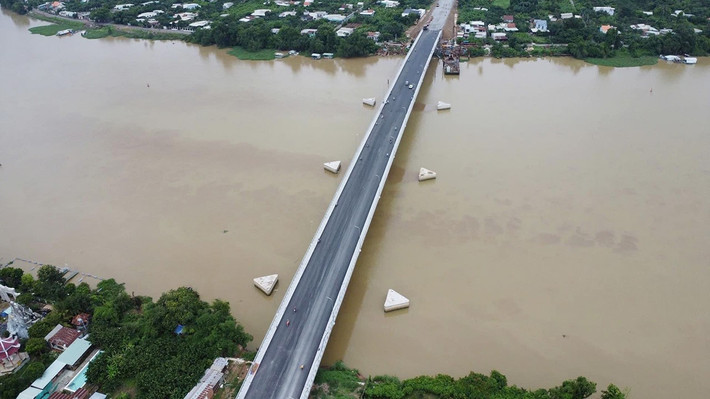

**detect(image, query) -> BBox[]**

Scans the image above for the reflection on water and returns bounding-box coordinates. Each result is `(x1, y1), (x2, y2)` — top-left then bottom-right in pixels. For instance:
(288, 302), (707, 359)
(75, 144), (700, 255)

(1, 12), (709, 399)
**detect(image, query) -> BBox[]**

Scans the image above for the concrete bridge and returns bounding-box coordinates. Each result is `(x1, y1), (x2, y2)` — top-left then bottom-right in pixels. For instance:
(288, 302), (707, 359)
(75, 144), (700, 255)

(236, 2), (454, 398)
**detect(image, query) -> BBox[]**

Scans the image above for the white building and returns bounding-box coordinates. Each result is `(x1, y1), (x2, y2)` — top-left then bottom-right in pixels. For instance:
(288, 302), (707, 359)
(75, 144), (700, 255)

(336, 27), (354, 37)
(593, 6), (615, 16)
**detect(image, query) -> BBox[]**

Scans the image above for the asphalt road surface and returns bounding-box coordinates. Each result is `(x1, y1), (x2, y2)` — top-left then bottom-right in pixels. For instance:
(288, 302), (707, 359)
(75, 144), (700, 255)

(239, 4), (452, 398)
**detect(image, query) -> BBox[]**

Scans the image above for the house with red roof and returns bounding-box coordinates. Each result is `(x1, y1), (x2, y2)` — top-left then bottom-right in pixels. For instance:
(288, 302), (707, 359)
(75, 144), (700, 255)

(44, 324), (81, 351)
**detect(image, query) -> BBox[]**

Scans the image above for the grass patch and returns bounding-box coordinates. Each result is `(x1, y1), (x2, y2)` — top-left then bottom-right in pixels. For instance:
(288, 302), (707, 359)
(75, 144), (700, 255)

(492, 0), (510, 8)
(82, 27), (111, 39)
(585, 55), (658, 67)
(228, 46), (277, 60)
(312, 361), (363, 399)
(81, 26), (186, 40)
(29, 22), (84, 36)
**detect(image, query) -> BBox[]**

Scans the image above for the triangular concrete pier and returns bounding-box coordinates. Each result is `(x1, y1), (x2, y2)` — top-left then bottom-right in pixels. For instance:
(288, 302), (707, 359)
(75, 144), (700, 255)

(324, 161), (341, 174)
(384, 289), (410, 312)
(418, 167), (437, 181)
(254, 274), (278, 295)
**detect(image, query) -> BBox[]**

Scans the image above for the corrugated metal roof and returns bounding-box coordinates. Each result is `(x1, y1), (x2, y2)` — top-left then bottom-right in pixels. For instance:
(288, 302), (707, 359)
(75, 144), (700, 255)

(56, 338), (92, 366)
(17, 386), (43, 399)
(31, 360), (67, 389)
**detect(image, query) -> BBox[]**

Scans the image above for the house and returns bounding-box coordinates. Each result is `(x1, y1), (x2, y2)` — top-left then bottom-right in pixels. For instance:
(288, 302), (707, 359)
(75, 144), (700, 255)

(137, 12), (158, 19)
(251, 9), (271, 17)
(184, 358), (228, 399)
(366, 31), (380, 41)
(401, 8), (423, 18)
(311, 53), (322, 59)
(504, 23), (518, 32)
(177, 12), (197, 21)
(222, 2), (233, 9)
(532, 19), (547, 32)
(182, 3), (200, 10)
(71, 313), (91, 332)
(113, 3), (133, 11)
(593, 6), (615, 16)
(279, 10), (297, 17)
(324, 14), (346, 22)
(45, 324), (81, 351)
(323, 52), (334, 58)
(189, 21), (210, 28)
(359, 9), (375, 16)
(560, 12), (573, 19)
(502, 15), (514, 23)
(491, 32), (507, 40)
(642, 11), (653, 16)
(599, 25), (616, 34)
(300, 28), (318, 36)
(381, 0), (399, 7)
(336, 27), (354, 37)
(58, 10), (76, 17)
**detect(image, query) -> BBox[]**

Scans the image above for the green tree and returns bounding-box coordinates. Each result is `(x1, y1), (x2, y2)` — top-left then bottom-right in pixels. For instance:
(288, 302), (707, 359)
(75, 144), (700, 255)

(25, 337), (48, 356)
(0, 267), (23, 288)
(550, 377), (597, 399)
(601, 384), (626, 399)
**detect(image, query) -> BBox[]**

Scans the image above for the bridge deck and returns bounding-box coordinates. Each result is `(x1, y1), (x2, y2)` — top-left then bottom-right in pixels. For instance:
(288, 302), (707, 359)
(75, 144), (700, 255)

(237, 2), (453, 398)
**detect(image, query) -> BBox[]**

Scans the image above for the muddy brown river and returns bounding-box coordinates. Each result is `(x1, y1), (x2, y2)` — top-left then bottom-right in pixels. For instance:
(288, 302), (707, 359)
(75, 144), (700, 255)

(1, 9), (709, 398)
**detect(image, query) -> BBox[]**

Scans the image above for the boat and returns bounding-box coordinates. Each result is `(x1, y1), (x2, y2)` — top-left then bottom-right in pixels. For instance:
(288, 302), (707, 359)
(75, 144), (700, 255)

(436, 101), (451, 110)
(362, 98), (376, 106)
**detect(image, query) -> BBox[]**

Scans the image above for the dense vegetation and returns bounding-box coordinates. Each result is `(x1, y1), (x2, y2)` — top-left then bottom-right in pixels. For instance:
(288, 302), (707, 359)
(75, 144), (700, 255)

(313, 362), (628, 399)
(457, 0), (710, 62)
(0, 265), (252, 398)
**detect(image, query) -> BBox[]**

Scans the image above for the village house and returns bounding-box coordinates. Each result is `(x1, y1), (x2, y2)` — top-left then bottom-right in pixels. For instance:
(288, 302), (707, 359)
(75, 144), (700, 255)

(532, 19), (548, 32)
(44, 324), (81, 351)
(182, 3), (201, 10)
(222, 2), (233, 9)
(183, 358), (228, 399)
(593, 6), (615, 16)
(324, 14), (347, 22)
(367, 31), (381, 41)
(502, 15), (514, 23)
(336, 27), (354, 37)
(300, 28), (318, 36)
(599, 24), (616, 34)
(381, 0), (399, 7)
(359, 9), (375, 16)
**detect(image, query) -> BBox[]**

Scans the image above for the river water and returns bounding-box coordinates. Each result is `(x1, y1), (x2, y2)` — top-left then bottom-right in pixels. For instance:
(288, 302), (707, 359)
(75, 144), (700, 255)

(1, 9), (709, 398)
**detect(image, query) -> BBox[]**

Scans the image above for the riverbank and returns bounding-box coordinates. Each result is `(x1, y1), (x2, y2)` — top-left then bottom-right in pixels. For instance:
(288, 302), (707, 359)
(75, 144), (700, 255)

(27, 10), (188, 40)
(0, 263), (628, 399)
(19, 9), (690, 69)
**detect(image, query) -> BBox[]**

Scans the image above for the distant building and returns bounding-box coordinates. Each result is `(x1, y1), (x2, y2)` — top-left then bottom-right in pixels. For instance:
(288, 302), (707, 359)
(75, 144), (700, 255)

(560, 12), (573, 19)
(359, 9), (375, 16)
(336, 27), (354, 37)
(366, 31), (380, 41)
(491, 32), (507, 40)
(502, 15), (514, 23)
(532, 19), (548, 32)
(593, 6), (615, 16)
(599, 24), (616, 34)
(182, 3), (200, 10)
(380, 0), (399, 7)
